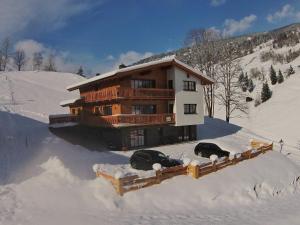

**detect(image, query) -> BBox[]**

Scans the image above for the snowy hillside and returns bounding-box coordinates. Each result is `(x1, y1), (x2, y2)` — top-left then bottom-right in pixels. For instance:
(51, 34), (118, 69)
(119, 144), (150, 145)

(0, 71), (84, 122)
(1, 69), (300, 224)
(226, 41), (300, 149)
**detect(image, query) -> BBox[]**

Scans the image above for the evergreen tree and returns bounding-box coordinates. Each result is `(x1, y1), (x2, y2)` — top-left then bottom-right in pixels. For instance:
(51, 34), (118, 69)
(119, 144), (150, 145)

(261, 82), (272, 103)
(77, 66), (85, 77)
(248, 79), (254, 92)
(238, 71), (245, 84)
(241, 74), (249, 92)
(270, 65), (277, 85)
(277, 70), (284, 83)
(287, 65), (295, 77)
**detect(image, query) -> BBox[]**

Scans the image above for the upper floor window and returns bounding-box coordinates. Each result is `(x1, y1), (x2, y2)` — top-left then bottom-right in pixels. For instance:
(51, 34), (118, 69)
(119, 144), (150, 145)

(103, 105), (112, 115)
(183, 81), (196, 91)
(131, 79), (156, 89)
(95, 105), (112, 115)
(184, 104), (197, 114)
(132, 105), (157, 114)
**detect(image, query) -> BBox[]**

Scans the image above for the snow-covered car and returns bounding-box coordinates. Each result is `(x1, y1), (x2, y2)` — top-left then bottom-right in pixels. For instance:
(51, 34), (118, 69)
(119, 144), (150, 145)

(130, 150), (181, 171)
(194, 143), (230, 158)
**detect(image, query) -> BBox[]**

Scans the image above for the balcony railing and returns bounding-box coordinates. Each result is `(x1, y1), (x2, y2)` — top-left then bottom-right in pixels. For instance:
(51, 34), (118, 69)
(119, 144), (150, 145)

(49, 113), (175, 128)
(82, 113), (175, 127)
(81, 87), (175, 103)
(49, 114), (80, 126)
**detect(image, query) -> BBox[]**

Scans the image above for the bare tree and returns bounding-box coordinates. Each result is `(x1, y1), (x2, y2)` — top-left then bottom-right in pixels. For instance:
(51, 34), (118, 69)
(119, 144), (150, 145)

(13, 49), (26, 71)
(33, 52), (43, 70)
(184, 28), (220, 47)
(44, 54), (56, 72)
(188, 28), (221, 117)
(216, 44), (248, 123)
(1, 37), (11, 71)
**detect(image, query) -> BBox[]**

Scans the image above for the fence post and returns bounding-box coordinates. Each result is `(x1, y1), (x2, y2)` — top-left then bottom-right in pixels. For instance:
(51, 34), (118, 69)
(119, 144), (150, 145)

(115, 178), (124, 196)
(156, 170), (162, 184)
(212, 161), (217, 172)
(232, 155), (237, 165)
(188, 164), (200, 179)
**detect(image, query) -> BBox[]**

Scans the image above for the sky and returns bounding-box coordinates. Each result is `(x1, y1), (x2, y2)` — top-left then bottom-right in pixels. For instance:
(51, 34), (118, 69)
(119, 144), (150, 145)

(1, 0), (300, 75)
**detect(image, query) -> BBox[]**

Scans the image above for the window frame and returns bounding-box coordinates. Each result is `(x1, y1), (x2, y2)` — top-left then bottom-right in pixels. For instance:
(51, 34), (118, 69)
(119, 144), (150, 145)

(131, 79), (156, 89)
(132, 104), (157, 114)
(184, 104), (197, 114)
(183, 80), (196, 91)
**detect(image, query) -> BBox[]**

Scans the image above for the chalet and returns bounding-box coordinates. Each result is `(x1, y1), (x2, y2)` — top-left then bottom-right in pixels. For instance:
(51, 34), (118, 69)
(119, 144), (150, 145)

(49, 56), (214, 150)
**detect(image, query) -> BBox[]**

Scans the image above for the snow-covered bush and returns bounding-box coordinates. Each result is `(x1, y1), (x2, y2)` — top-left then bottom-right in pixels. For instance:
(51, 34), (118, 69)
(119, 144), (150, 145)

(210, 154), (218, 163)
(152, 163), (162, 171)
(92, 164), (100, 173)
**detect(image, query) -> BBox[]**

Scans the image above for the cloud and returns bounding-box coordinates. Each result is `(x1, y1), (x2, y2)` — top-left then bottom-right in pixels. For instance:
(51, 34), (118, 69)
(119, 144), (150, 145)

(0, 0), (101, 36)
(106, 55), (115, 60)
(267, 4), (300, 23)
(14, 39), (79, 72)
(222, 14), (257, 37)
(92, 51), (154, 74)
(14, 40), (45, 56)
(112, 51), (153, 68)
(210, 0), (226, 7)
(14, 40), (153, 75)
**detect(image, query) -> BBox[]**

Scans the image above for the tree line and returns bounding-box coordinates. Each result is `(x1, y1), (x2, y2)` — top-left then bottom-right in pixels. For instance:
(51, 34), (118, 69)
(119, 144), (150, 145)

(0, 37), (85, 77)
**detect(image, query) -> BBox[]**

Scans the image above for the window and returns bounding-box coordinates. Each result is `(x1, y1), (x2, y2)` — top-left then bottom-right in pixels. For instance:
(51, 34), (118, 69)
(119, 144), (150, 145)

(132, 105), (156, 114)
(131, 79), (156, 89)
(184, 104), (197, 114)
(103, 105), (112, 115)
(130, 129), (144, 147)
(183, 81), (196, 91)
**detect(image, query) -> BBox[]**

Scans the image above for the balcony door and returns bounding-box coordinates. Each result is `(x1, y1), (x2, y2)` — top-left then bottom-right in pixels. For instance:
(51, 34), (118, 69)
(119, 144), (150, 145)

(130, 129), (145, 147)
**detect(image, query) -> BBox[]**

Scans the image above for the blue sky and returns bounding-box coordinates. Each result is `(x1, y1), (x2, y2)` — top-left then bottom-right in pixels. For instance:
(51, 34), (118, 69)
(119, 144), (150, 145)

(1, 0), (300, 74)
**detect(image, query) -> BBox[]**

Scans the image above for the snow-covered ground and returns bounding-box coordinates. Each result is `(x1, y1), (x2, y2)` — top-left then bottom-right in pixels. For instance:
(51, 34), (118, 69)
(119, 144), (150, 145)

(0, 65), (300, 225)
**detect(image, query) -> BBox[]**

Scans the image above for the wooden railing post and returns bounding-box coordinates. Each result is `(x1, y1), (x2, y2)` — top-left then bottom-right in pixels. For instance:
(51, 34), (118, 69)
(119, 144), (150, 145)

(115, 178), (124, 196)
(188, 164), (200, 179)
(156, 170), (162, 184)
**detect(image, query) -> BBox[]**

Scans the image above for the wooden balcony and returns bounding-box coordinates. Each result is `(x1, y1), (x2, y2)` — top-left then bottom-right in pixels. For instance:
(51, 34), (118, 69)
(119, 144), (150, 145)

(81, 87), (175, 103)
(82, 113), (175, 127)
(49, 114), (80, 127)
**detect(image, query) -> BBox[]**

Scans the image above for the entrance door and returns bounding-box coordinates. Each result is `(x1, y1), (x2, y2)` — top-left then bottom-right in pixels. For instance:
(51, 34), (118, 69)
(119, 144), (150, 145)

(130, 129), (145, 148)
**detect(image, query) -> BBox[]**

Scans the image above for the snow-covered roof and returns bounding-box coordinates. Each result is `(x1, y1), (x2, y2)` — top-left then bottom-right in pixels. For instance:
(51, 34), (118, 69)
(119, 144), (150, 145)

(59, 98), (82, 107)
(66, 56), (214, 91)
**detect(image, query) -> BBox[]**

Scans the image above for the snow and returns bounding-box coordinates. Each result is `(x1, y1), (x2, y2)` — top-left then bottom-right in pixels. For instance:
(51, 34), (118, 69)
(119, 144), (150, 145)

(210, 154), (218, 162)
(182, 158), (192, 166)
(66, 56), (214, 91)
(152, 163), (162, 171)
(48, 122), (79, 128)
(59, 97), (81, 107)
(1, 47), (300, 225)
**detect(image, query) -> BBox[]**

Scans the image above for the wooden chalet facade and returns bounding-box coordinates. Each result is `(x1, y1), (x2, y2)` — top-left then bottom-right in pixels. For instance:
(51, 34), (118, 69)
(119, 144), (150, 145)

(49, 57), (214, 150)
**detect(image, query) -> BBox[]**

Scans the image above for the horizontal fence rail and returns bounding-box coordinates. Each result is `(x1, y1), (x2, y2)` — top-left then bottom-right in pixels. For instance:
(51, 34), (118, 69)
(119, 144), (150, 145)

(95, 140), (273, 196)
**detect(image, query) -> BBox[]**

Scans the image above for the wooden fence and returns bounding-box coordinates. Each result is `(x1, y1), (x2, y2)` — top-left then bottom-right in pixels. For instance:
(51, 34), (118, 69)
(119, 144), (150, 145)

(95, 140), (273, 196)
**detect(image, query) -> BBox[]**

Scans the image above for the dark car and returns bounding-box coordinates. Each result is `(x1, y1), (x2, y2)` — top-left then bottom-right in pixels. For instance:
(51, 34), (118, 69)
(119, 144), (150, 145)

(194, 142), (230, 158)
(130, 150), (181, 171)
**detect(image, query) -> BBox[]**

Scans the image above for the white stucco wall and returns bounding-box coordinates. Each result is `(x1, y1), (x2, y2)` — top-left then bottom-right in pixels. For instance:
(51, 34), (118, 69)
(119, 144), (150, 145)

(168, 66), (204, 126)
